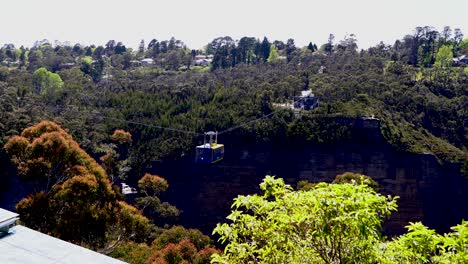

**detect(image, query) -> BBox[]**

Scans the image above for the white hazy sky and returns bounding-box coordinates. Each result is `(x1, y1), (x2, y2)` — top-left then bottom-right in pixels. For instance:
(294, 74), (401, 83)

(1, 0), (467, 50)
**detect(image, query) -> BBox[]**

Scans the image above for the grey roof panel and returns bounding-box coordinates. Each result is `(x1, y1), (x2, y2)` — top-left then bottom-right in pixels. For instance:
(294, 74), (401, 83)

(0, 225), (126, 264)
(0, 208), (19, 224)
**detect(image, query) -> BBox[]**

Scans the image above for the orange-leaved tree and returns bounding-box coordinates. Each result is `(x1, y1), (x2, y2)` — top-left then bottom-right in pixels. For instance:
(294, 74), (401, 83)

(111, 129), (132, 145)
(148, 226), (220, 264)
(110, 226), (220, 264)
(4, 121), (152, 248)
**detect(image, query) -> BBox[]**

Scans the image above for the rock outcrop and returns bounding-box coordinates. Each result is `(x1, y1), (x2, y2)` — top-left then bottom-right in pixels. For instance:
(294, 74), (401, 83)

(157, 118), (467, 235)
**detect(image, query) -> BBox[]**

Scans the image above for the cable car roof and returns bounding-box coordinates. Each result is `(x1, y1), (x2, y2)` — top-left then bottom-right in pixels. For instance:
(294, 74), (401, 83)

(196, 143), (224, 149)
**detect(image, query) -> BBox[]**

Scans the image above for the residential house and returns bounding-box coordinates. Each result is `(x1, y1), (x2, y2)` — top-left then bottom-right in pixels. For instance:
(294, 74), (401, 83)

(453, 55), (468, 66)
(293, 90), (319, 110)
(193, 54), (213, 66)
(141, 58), (154, 66)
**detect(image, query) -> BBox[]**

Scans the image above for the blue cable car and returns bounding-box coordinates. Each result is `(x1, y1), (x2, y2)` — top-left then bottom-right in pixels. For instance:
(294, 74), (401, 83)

(196, 131), (224, 163)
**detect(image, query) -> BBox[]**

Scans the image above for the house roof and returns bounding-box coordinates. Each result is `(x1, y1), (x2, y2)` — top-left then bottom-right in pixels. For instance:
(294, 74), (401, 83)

(0, 223), (126, 264)
(0, 208), (19, 233)
(300, 90), (313, 97)
(196, 143), (224, 149)
(0, 208), (18, 224)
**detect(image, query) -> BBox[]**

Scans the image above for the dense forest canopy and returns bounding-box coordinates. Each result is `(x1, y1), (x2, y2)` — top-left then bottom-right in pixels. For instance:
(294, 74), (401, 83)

(1, 26), (466, 171)
(0, 25), (467, 263)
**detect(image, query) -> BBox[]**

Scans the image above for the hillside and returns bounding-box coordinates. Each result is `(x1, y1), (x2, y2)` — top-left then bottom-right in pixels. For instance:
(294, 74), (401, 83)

(1, 28), (467, 170)
(0, 26), (467, 263)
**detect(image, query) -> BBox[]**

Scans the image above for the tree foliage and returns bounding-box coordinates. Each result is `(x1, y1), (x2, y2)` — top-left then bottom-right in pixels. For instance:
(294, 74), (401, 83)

(110, 226), (219, 264)
(0, 27), (467, 262)
(32, 67), (63, 96)
(267, 44), (279, 63)
(111, 129), (132, 144)
(383, 221), (468, 263)
(434, 45), (454, 68)
(4, 121), (153, 248)
(332, 172), (379, 192)
(136, 173), (180, 224)
(0, 27), (466, 169)
(213, 176), (468, 263)
(212, 176), (398, 263)
(99, 129), (133, 183)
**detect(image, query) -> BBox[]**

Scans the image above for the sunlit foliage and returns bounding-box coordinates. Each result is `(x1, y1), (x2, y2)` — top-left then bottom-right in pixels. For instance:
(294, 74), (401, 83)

(4, 121), (152, 248)
(212, 176), (398, 263)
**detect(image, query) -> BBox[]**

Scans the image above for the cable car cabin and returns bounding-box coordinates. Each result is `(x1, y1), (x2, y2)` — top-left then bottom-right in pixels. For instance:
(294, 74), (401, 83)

(196, 131), (224, 163)
(196, 143), (224, 163)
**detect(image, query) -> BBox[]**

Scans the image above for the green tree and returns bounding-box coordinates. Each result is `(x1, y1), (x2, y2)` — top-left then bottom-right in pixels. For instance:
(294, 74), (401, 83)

(325, 34), (335, 54)
(153, 226), (211, 251)
(109, 242), (152, 264)
(383, 222), (442, 263)
(238, 37), (256, 64)
(18, 46), (28, 66)
(307, 42), (317, 52)
(98, 129), (133, 184)
(213, 176), (468, 263)
(135, 173), (180, 224)
(267, 44), (279, 62)
(434, 45), (454, 68)
(261, 37), (271, 62)
(453, 28), (464, 56)
(333, 172), (379, 192)
(32, 67), (63, 96)
(27, 49), (43, 70)
(459, 38), (468, 55)
(383, 221), (468, 263)
(436, 221), (468, 263)
(212, 176), (398, 263)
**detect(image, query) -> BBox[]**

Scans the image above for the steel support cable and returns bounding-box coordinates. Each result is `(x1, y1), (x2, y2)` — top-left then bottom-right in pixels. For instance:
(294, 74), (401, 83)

(59, 106), (204, 136)
(53, 102), (282, 136)
(24, 101), (203, 136)
(23, 95), (304, 137)
(217, 96), (307, 135)
(217, 111), (278, 135)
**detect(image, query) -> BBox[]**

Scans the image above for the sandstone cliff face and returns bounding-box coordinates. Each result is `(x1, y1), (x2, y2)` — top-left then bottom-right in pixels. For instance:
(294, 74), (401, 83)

(1, 119), (465, 236)
(157, 119), (467, 235)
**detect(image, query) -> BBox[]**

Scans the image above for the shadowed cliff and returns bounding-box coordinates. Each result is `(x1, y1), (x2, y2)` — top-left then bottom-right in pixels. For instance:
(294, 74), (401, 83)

(154, 118), (467, 236)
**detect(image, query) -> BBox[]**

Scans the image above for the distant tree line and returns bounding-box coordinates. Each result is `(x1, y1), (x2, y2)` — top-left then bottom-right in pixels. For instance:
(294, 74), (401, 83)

(0, 25), (467, 262)
(0, 26), (466, 179)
